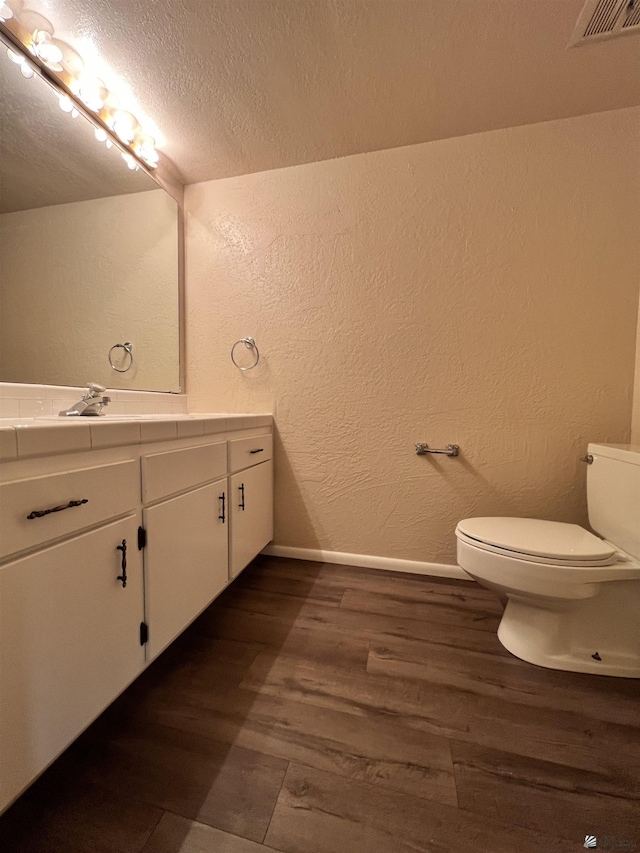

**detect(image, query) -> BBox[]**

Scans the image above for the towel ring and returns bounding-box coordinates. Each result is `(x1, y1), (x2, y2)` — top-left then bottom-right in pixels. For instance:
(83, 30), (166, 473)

(109, 342), (133, 373)
(231, 337), (260, 371)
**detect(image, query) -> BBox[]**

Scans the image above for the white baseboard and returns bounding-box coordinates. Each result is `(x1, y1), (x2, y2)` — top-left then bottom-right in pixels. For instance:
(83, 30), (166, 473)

(261, 544), (472, 581)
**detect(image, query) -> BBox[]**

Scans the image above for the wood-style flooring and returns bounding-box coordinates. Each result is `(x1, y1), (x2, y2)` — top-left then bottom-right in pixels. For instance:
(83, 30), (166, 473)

(1, 556), (639, 852)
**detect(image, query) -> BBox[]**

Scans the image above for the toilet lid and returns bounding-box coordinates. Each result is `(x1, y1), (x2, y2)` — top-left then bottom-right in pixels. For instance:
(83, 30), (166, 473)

(456, 517), (616, 563)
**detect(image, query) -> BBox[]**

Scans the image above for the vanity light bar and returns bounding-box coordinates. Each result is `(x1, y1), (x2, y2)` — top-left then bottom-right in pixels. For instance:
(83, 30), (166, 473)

(0, 2), (161, 172)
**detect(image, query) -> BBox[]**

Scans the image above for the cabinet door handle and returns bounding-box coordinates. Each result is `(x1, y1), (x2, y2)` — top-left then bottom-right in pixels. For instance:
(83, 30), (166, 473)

(219, 491), (226, 523)
(27, 498), (89, 520)
(116, 539), (127, 588)
(249, 448), (264, 454)
(239, 483), (245, 510)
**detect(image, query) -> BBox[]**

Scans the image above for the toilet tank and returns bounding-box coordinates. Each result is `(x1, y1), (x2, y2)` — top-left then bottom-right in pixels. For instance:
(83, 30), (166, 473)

(587, 443), (640, 559)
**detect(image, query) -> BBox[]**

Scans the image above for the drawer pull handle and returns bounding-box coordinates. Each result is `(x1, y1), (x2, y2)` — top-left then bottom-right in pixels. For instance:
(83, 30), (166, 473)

(219, 491), (226, 523)
(239, 483), (245, 511)
(27, 499), (89, 520)
(116, 539), (127, 588)
(249, 448), (264, 454)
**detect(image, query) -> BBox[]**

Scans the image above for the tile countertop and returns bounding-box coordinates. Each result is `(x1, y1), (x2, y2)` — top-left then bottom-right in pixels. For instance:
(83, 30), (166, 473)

(0, 413), (273, 463)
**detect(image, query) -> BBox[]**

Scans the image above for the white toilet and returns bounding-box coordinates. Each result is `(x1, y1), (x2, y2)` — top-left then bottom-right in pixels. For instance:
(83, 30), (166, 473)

(455, 443), (640, 678)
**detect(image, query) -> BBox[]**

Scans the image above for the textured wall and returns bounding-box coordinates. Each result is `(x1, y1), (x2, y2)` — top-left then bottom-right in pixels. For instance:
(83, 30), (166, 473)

(0, 189), (180, 392)
(186, 107), (640, 565)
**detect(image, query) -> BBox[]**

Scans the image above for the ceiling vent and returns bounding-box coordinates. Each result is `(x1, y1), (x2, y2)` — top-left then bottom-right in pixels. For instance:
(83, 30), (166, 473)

(568, 0), (640, 46)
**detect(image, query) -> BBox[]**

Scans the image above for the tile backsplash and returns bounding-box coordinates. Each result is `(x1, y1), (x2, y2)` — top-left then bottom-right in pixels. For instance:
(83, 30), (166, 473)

(0, 383), (188, 419)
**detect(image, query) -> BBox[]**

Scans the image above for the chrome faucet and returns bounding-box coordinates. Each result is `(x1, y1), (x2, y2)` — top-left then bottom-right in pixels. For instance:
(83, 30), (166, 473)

(59, 383), (111, 417)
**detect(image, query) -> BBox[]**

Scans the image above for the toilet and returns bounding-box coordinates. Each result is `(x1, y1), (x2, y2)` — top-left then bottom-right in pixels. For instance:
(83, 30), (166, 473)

(455, 443), (640, 678)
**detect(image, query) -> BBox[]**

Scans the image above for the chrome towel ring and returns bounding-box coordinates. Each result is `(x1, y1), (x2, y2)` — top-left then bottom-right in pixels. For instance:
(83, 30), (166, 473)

(109, 342), (133, 373)
(231, 337), (260, 371)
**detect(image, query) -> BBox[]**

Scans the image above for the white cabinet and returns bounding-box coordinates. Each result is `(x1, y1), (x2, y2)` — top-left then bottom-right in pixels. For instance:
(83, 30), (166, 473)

(143, 479), (229, 660)
(0, 425), (273, 812)
(229, 460), (274, 579)
(0, 515), (145, 809)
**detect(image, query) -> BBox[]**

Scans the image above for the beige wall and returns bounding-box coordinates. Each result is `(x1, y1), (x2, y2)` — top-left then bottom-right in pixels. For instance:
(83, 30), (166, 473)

(186, 107), (640, 565)
(0, 189), (180, 392)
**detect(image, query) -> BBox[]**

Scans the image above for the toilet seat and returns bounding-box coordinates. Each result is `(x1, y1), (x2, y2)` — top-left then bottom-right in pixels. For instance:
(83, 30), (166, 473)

(455, 517), (618, 567)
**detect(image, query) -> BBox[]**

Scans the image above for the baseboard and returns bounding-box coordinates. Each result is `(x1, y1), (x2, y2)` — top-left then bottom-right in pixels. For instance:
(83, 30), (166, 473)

(261, 544), (471, 581)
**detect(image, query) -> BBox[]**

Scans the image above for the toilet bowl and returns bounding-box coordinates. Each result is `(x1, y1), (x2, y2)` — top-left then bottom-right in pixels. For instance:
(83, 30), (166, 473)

(455, 443), (640, 678)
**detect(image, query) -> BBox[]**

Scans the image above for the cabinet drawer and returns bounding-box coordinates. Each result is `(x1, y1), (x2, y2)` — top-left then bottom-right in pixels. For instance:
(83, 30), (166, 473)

(142, 441), (227, 504)
(0, 460), (138, 560)
(228, 434), (273, 473)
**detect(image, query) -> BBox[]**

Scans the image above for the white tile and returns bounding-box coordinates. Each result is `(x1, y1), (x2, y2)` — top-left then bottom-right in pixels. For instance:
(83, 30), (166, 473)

(140, 420), (178, 443)
(248, 415), (272, 428)
(0, 398), (20, 419)
(19, 398), (52, 418)
(0, 384), (24, 398)
(124, 401), (139, 414)
(176, 419), (205, 438)
(0, 427), (17, 461)
(203, 417), (227, 435)
(91, 421), (141, 450)
(225, 415), (250, 430)
(107, 401), (126, 415)
(158, 396), (174, 414)
(15, 423), (92, 458)
(12, 384), (51, 399)
(142, 396), (159, 415)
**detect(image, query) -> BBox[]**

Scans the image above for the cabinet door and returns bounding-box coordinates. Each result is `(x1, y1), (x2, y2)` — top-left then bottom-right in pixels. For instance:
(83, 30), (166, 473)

(144, 479), (228, 660)
(229, 460), (274, 580)
(0, 515), (145, 812)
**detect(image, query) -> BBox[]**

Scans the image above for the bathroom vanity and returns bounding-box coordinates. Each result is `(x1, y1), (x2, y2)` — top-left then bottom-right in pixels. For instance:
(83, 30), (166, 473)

(0, 413), (273, 811)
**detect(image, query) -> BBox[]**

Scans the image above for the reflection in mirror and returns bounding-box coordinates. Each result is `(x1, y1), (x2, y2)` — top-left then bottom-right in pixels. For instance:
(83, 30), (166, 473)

(0, 52), (180, 392)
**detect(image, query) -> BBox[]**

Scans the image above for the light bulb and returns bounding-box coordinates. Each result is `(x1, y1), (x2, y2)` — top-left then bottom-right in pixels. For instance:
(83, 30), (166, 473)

(78, 77), (104, 111)
(0, 3), (14, 23)
(112, 110), (136, 143)
(71, 108), (79, 118)
(20, 62), (35, 78)
(137, 136), (159, 166)
(121, 152), (137, 170)
(94, 128), (107, 142)
(105, 139), (112, 149)
(7, 48), (23, 64)
(58, 95), (73, 113)
(37, 42), (63, 65)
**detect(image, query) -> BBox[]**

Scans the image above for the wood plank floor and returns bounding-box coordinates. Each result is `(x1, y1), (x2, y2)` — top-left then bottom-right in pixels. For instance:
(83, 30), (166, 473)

(1, 556), (638, 852)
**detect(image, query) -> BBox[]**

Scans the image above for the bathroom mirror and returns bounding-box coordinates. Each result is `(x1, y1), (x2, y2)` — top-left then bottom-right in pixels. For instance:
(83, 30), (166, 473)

(0, 53), (180, 392)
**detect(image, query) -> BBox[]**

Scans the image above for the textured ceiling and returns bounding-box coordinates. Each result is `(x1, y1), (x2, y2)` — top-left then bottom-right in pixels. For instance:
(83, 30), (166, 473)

(0, 57), (156, 213)
(10, 1), (640, 185)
